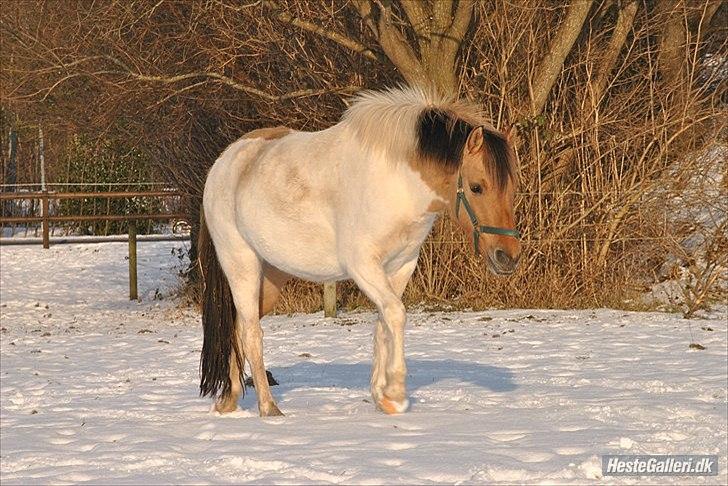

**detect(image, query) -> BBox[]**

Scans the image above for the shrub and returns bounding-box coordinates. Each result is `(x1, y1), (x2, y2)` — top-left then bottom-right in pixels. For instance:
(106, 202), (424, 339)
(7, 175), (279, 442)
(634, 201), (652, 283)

(58, 135), (161, 235)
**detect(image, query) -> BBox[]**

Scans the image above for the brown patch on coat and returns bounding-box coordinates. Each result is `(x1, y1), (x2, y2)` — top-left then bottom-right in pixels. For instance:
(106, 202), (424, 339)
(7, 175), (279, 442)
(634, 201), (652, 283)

(259, 262), (291, 317)
(408, 157), (459, 213)
(284, 165), (311, 200)
(242, 126), (292, 141)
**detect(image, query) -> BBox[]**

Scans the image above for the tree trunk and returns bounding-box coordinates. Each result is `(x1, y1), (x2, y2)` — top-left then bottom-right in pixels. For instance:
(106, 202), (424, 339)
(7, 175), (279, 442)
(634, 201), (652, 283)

(529, 0), (594, 117)
(591, 0), (639, 106)
(657, 1), (688, 86)
(353, 0), (474, 95)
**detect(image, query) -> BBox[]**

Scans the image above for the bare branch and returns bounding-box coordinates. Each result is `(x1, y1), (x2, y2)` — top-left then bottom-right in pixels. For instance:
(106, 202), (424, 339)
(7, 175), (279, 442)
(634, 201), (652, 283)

(352, 0), (378, 38)
(262, 0), (379, 62)
(657, 0), (688, 84)
(355, 0), (427, 87)
(441, 0), (475, 61)
(431, 0), (454, 45)
(448, 0), (476, 41)
(7, 53), (358, 104)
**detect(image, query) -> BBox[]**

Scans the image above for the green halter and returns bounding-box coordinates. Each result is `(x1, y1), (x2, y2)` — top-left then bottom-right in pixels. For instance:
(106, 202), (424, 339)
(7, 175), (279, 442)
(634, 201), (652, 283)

(455, 174), (521, 254)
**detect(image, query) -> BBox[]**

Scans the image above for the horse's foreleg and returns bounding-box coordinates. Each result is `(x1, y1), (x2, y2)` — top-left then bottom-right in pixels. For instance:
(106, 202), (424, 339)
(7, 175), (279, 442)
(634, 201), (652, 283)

(350, 258), (417, 414)
(371, 259), (418, 408)
(371, 319), (388, 404)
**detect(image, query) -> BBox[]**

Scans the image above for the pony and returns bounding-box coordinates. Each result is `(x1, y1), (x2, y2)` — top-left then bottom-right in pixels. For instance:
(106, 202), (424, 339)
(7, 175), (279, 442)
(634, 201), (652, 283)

(198, 86), (521, 416)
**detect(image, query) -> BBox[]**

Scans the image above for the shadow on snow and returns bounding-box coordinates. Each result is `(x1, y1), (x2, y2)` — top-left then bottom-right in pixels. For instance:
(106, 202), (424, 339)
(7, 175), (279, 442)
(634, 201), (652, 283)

(268, 359), (517, 395)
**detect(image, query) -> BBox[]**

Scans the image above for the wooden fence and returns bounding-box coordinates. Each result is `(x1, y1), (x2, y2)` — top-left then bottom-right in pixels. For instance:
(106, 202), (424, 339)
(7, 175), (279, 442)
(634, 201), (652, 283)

(0, 190), (185, 300)
(0, 190), (338, 315)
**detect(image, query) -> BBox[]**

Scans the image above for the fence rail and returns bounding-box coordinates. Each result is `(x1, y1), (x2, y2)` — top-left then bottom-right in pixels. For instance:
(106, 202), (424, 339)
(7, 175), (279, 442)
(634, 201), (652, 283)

(0, 190), (180, 200)
(0, 190), (184, 249)
(0, 189), (338, 315)
(0, 190), (187, 301)
(0, 233), (190, 246)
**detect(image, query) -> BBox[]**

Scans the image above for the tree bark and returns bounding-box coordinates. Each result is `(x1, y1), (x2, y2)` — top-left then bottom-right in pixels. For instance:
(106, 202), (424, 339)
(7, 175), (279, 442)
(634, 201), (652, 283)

(353, 0), (474, 95)
(530, 0), (594, 117)
(657, 1), (688, 86)
(591, 0), (639, 106)
(544, 1), (637, 191)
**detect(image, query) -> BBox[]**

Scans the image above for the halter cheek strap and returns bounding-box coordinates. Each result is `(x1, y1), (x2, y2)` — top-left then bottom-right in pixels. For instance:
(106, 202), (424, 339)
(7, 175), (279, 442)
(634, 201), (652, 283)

(455, 174), (521, 254)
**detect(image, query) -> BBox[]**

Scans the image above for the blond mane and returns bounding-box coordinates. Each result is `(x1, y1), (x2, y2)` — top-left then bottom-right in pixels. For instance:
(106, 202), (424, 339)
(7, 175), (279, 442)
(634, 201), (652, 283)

(341, 86), (487, 160)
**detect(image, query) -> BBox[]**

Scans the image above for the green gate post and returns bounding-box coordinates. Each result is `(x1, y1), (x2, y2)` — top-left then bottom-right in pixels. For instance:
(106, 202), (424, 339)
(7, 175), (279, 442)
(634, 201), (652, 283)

(128, 221), (138, 300)
(323, 281), (337, 318)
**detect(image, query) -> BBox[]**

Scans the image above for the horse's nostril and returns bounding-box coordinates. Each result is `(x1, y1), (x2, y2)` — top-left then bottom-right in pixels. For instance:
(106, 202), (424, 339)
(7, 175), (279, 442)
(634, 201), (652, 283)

(494, 249), (512, 267)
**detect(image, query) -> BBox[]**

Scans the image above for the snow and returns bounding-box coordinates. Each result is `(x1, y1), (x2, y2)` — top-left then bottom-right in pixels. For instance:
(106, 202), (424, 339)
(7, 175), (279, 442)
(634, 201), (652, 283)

(1, 241), (726, 484)
(645, 143), (728, 309)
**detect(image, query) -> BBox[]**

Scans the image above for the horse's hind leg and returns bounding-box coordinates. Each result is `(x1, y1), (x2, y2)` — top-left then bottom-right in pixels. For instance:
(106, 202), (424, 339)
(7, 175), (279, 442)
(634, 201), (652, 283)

(215, 352), (243, 413)
(240, 263), (287, 417)
(215, 242), (284, 416)
(214, 259), (287, 414)
(242, 316), (284, 416)
(215, 262), (289, 413)
(216, 263), (287, 415)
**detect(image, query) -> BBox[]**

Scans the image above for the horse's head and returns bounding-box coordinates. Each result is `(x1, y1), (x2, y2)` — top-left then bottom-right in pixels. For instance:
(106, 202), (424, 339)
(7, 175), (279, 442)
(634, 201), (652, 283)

(451, 126), (521, 275)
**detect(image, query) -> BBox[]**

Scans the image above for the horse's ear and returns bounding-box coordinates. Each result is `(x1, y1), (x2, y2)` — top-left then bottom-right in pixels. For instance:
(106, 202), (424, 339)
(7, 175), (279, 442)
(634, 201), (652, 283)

(501, 123), (521, 147)
(466, 126), (484, 155)
(504, 124), (515, 140)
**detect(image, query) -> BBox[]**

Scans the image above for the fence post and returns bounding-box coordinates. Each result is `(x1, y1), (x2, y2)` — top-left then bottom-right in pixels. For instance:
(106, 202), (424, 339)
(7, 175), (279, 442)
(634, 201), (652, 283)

(41, 191), (49, 249)
(38, 126), (46, 191)
(128, 221), (138, 300)
(323, 281), (337, 317)
(5, 130), (18, 236)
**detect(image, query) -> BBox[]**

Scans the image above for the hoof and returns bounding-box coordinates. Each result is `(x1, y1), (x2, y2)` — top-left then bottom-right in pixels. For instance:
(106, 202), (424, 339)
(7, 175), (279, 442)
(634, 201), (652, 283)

(260, 403), (284, 417)
(378, 396), (410, 415)
(214, 399), (239, 414)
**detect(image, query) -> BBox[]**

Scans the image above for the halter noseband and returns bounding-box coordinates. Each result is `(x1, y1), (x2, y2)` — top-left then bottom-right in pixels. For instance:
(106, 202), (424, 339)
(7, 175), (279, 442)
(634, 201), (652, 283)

(455, 174), (521, 254)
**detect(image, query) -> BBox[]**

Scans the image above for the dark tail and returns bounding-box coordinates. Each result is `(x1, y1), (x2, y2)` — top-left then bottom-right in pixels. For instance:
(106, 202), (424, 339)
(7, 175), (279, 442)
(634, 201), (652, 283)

(198, 210), (244, 399)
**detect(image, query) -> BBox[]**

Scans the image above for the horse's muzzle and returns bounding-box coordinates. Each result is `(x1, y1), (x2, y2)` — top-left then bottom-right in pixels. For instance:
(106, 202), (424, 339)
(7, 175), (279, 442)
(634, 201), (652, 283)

(488, 248), (520, 275)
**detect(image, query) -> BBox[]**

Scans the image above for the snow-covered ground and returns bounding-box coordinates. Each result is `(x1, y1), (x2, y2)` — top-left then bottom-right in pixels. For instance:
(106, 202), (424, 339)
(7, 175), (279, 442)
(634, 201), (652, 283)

(1, 242), (726, 484)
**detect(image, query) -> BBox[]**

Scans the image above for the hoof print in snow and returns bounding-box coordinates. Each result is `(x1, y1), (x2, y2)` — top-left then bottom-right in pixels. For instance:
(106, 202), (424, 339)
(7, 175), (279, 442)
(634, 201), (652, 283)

(245, 370), (278, 388)
(688, 343), (706, 350)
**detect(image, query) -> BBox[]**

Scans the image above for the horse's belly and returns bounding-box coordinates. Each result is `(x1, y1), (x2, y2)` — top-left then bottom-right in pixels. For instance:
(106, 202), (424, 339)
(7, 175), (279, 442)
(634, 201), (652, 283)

(237, 208), (344, 282)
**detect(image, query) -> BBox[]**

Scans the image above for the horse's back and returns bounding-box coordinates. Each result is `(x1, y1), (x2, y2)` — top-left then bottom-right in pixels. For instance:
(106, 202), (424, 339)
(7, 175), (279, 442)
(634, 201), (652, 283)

(205, 127), (347, 281)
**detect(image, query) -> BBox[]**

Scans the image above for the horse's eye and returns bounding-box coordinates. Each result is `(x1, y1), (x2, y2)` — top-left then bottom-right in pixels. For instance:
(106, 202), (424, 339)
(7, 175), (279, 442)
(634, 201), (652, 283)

(470, 184), (483, 194)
